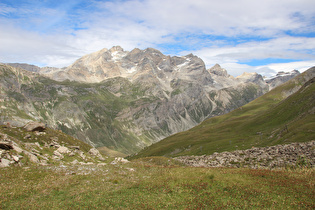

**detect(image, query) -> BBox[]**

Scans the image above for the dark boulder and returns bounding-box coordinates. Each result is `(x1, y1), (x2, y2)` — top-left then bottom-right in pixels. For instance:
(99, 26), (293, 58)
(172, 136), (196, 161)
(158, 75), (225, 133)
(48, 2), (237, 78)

(0, 142), (13, 150)
(23, 122), (46, 132)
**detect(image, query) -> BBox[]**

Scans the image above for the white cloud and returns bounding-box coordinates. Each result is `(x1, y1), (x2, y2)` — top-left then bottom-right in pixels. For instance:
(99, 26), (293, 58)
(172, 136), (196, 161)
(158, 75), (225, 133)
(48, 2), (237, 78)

(98, 0), (315, 36)
(0, 24), (80, 67)
(262, 61), (315, 73)
(191, 36), (315, 76)
(0, 0), (314, 73)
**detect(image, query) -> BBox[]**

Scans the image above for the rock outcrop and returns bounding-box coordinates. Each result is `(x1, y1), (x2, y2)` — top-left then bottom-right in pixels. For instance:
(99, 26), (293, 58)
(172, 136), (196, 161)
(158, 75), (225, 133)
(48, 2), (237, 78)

(175, 141), (315, 169)
(0, 123), (107, 167)
(23, 122), (46, 132)
(0, 141), (13, 150)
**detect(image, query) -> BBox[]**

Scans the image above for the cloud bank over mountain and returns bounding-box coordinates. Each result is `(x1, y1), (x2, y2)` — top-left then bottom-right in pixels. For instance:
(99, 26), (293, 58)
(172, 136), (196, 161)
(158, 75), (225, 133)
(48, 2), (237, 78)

(0, 0), (314, 76)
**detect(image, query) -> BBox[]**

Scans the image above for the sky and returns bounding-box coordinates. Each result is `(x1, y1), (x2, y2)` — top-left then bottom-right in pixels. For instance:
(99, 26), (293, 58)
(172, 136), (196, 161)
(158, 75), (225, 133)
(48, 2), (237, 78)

(0, 0), (314, 77)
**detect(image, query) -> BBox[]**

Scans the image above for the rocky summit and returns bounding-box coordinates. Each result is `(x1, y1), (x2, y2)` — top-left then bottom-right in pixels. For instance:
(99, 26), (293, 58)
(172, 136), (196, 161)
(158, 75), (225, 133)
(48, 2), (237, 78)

(1, 47), (302, 154)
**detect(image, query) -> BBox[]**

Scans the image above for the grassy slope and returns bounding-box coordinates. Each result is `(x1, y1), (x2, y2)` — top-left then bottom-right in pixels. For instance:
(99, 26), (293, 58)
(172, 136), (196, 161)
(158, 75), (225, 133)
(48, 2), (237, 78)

(131, 69), (315, 158)
(1, 160), (314, 209)
(97, 146), (127, 157)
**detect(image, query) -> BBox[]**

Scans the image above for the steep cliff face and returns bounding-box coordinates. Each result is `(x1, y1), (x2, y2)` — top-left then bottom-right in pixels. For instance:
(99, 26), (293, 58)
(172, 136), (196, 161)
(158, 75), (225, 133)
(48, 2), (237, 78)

(0, 47), (299, 154)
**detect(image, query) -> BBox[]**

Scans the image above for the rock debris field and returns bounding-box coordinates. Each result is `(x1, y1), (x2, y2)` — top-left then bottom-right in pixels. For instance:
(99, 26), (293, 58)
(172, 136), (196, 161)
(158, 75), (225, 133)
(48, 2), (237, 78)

(175, 141), (315, 169)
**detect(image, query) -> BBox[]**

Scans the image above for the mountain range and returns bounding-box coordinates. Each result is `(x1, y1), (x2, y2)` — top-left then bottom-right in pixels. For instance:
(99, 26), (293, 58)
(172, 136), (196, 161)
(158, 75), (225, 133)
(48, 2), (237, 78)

(132, 67), (315, 158)
(1, 46), (302, 155)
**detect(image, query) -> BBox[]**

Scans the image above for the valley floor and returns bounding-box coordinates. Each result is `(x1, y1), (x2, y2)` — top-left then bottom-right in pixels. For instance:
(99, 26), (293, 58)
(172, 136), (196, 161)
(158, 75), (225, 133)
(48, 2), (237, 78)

(1, 157), (314, 209)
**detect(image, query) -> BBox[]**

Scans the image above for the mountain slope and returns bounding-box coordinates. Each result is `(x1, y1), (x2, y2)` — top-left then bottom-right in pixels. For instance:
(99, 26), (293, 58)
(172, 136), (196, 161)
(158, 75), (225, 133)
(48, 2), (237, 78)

(131, 67), (315, 158)
(0, 47), (302, 155)
(0, 66), (147, 154)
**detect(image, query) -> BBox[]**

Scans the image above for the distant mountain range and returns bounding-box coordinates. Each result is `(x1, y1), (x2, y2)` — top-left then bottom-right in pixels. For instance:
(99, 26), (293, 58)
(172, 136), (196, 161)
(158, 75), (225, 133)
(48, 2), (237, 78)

(0, 46), (302, 155)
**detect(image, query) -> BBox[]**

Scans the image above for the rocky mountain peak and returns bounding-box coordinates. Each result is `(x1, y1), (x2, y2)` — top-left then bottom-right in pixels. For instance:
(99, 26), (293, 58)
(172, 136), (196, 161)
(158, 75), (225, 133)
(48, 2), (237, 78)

(143, 47), (163, 55)
(274, 70), (300, 77)
(266, 69), (300, 89)
(236, 72), (266, 87)
(109, 46), (124, 53)
(42, 47), (213, 84)
(237, 72), (260, 81)
(208, 64), (229, 77)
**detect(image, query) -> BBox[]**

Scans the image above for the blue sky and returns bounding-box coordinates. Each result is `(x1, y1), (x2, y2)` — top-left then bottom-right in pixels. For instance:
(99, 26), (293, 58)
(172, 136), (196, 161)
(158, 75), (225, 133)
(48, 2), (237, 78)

(0, 0), (314, 76)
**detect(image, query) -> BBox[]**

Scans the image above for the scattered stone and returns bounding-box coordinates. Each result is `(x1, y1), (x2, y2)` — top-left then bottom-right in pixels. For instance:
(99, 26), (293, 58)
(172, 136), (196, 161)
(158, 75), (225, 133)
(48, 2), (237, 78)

(53, 151), (64, 159)
(4, 153), (11, 160)
(69, 146), (80, 150)
(88, 148), (106, 161)
(24, 134), (31, 139)
(0, 158), (11, 167)
(12, 155), (19, 162)
(35, 131), (46, 136)
(49, 138), (60, 148)
(88, 148), (101, 156)
(50, 137), (58, 141)
(40, 160), (48, 166)
(98, 156), (106, 161)
(78, 151), (86, 160)
(111, 157), (129, 165)
(34, 142), (42, 149)
(23, 151), (40, 163)
(44, 142), (49, 148)
(50, 142), (60, 148)
(80, 162), (94, 165)
(71, 159), (79, 165)
(23, 144), (40, 154)
(52, 155), (61, 160)
(56, 146), (71, 154)
(97, 163), (107, 166)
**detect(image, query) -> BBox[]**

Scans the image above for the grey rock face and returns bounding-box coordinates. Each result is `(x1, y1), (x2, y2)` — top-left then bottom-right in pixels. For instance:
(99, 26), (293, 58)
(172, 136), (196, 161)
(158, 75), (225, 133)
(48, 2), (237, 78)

(209, 64), (229, 77)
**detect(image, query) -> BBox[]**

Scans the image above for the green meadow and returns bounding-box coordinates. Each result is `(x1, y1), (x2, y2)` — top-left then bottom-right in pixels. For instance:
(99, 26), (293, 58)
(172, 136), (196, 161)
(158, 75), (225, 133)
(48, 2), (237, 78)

(1, 157), (314, 209)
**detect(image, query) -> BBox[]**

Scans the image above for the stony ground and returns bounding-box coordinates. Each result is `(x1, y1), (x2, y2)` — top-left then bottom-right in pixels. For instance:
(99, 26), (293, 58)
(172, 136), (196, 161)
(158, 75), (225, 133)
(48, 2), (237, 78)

(175, 141), (315, 169)
(0, 123), (130, 168)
